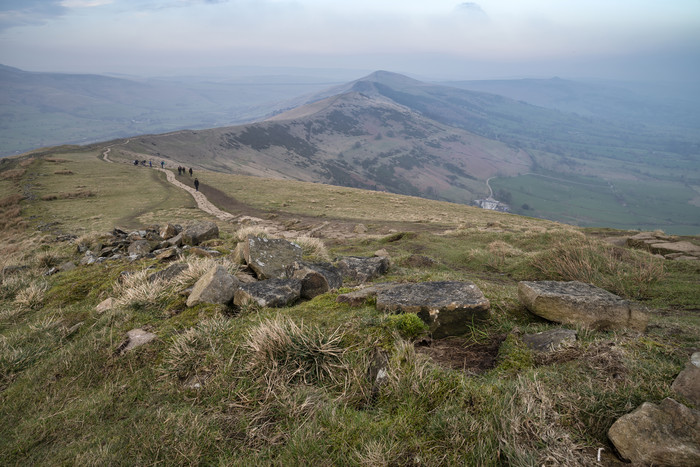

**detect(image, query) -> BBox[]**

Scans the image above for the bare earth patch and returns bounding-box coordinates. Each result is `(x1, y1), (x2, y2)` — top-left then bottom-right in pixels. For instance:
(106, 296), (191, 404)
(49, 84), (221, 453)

(415, 335), (506, 374)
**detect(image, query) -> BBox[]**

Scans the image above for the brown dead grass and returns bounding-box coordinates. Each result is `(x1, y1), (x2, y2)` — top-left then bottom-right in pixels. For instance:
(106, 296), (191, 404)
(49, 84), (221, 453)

(40, 190), (96, 201)
(0, 169), (26, 181)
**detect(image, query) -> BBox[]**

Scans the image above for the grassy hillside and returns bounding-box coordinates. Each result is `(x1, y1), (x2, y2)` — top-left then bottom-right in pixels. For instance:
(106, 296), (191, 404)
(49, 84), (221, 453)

(1, 146), (698, 465)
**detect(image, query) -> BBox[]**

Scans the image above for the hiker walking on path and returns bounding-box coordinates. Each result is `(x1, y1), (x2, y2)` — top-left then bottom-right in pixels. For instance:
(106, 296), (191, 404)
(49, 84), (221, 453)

(194, 178), (199, 191)
(189, 168), (193, 176)
(161, 161), (165, 169)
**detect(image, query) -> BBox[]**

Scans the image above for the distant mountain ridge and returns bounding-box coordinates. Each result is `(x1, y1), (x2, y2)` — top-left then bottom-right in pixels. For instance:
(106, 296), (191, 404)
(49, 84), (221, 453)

(0, 64), (341, 156)
(119, 70), (700, 233)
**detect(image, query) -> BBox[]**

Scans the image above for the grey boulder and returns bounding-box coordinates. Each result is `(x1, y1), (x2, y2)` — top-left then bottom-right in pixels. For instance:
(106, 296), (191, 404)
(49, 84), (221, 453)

(376, 281), (490, 339)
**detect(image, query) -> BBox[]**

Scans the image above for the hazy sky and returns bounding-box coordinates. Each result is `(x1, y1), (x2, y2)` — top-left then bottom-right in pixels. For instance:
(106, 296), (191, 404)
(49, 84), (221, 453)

(1, 0), (699, 80)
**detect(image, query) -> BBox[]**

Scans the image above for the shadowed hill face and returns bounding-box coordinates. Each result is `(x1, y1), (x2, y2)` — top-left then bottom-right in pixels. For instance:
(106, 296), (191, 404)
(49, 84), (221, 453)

(122, 91), (530, 204)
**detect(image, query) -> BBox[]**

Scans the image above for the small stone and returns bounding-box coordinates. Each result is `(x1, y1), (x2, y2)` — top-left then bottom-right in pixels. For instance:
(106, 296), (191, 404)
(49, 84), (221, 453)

(522, 328), (577, 352)
(119, 328), (157, 354)
(96, 297), (115, 313)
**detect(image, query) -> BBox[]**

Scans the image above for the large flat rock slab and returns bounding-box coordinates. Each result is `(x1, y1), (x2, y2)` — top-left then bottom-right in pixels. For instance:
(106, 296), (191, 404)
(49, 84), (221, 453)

(608, 398), (700, 466)
(518, 281), (648, 332)
(376, 281), (490, 339)
(244, 237), (303, 280)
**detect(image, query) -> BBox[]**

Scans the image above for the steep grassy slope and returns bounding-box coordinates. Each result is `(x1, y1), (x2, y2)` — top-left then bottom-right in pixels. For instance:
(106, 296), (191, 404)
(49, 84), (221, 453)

(1, 147), (698, 465)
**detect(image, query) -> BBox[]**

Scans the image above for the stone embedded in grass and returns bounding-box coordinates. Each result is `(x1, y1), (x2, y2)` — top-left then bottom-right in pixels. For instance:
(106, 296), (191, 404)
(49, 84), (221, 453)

(336, 283), (397, 307)
(608, 397), (700, 466)
(186, 265), (238, 307)
(244, 237), (302, 280)
(672, 352), (700, 407)
(182, 221), (219, 246)
(119, 328), (157, 355)
(521, 328), (577, 352)
(518, 280), (648, 332)
(334, 255), (389, 284)
(376, 281), (490, 339)
(95, 297), (115, 313)
(234, 278), (302, 308)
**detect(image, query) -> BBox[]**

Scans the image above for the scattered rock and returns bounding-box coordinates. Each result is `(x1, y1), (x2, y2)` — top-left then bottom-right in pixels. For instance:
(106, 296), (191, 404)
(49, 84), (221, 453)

(118, 328), (157, 355)
(518, 281), (648, 332)
(290, 261), (343, 299)
(521, 328), (577, 352)
(155, 247), (179, 262)
(376, 281), (490, 339)
(95, 297), (115, 313)
(672, 352), (700, 407)
(244, 236), (303, 280)
(186, 265), (238, 307)
(128, 239), (153, 257)
(159, 223), (179, 240)
(189, 247), (221, 258)
(234, 278), (302, 308)
(334, 256), (390, 284)
(608, 397), (700, 466)
(182, 221), (219, 246)
(650, 241), (700, 258)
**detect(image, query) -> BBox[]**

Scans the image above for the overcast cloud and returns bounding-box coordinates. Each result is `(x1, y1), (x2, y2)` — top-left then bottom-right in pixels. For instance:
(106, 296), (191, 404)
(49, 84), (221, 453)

(1, 0), (698, 80)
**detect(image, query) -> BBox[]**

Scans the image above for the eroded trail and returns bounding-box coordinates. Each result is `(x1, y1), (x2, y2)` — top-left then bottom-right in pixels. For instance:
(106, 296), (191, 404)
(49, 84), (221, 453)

(98, 143), (299, 237)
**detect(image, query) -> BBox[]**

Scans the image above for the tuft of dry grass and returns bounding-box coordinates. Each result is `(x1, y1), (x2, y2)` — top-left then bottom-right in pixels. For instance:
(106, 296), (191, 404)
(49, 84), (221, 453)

(14, 281), (48, 310)
(245, 317), (348, 388)
(41, 190), (96, 201)
(530, 236), (665, 299)
(293, 236), (330, 261)
(234, 226), (270, 241)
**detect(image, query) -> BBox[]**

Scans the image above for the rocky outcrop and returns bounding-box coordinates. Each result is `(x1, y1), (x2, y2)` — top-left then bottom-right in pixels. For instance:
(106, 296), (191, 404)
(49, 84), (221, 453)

(626, 231), (700, 260)
(376, 281), (490, 338)
(186, 265), (238, 307)
(334, 255), (390, 284)
(182, 221), (219, 246)
(521, 328), (577, 352)
(608, 398), (700, 466)
(243, 237), (303, 280)
(518, 281), (648, 332)
(234, 279), (302, 308)
(672, 352), (700, 407)
(290, 261), (343, 299)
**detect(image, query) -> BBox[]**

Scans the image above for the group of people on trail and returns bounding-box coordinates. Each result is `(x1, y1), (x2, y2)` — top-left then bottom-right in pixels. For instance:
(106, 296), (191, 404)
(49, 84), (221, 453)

(132, 159), (199, 191)
(177, 166), (193, 177)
